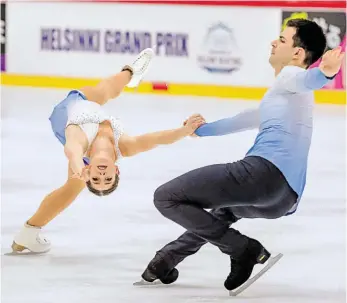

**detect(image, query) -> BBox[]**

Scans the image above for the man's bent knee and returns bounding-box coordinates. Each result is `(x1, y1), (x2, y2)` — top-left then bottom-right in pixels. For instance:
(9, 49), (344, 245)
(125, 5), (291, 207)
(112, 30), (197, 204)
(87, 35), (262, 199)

(153, 184), (170, 210)
(153, 180), (181, 212)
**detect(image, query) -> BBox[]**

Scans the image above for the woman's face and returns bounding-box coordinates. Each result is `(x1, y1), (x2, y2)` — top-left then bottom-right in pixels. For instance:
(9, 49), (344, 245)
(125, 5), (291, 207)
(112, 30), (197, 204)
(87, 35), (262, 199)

(86, 158), (119, 191)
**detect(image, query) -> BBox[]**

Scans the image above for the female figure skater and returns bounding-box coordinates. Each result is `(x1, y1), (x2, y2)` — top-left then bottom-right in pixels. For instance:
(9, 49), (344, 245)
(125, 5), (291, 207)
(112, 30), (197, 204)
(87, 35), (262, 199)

(11, 48), (205, 254)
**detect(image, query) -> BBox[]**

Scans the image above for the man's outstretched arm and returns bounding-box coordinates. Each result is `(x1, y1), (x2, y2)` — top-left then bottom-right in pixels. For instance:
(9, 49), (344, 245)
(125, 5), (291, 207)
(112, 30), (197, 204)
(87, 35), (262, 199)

(194, 109), (259, 137)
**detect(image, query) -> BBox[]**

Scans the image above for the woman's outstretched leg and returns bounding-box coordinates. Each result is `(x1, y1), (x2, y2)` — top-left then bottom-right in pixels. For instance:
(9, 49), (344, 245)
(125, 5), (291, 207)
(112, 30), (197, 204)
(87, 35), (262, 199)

(11, 168), (85, 254)
(80, 48), (154, 105)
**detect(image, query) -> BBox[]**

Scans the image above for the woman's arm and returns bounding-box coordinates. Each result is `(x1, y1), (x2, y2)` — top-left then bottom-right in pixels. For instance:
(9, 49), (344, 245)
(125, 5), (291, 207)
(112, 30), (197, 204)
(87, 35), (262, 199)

(64, 126), (88, 178)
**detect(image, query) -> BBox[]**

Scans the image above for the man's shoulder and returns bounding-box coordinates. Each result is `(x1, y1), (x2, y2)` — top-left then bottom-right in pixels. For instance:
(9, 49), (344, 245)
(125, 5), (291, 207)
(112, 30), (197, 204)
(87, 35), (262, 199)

(278, 65), (305, 78)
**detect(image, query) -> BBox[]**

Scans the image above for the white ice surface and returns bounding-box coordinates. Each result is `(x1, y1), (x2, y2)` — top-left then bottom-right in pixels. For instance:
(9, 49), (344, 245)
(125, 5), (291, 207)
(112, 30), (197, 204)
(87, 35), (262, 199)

(1, 87), (346, 303)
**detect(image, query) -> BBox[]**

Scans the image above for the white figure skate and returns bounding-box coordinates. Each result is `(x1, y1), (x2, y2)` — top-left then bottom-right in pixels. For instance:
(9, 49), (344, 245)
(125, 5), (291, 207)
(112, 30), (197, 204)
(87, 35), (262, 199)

(122, 47), (155, 88)
(6, 223), (51, 255)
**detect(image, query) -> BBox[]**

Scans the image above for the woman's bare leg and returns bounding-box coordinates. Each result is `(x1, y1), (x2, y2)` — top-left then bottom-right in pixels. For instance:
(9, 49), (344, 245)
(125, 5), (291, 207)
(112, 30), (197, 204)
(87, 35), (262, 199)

(27, 178), (85, 227)
(12, 170), (85, 253)
(80, 70), (132, 106)
(80, 47), (155, 105)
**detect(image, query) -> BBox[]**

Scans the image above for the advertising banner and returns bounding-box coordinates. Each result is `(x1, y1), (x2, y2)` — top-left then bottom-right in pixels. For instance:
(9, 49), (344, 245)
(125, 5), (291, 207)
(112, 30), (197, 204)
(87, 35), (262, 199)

(7, 2), (280, 86)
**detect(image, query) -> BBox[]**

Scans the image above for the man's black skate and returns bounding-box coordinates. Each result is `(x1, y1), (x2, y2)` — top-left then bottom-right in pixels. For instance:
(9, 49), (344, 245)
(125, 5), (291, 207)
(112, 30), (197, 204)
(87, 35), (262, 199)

(224, 239), (270, 291)
(141, 253), (179, 285)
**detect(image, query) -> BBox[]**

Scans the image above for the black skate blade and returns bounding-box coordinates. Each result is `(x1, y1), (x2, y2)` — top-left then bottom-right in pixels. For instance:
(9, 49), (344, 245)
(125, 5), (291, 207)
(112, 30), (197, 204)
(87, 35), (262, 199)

(133, 279), (163, 286)
(229, 253), (283, 297)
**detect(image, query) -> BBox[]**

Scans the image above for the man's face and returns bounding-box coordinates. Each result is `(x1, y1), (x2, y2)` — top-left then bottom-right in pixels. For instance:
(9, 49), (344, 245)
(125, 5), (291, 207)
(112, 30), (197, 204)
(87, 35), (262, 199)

(269, 26), (302, 67)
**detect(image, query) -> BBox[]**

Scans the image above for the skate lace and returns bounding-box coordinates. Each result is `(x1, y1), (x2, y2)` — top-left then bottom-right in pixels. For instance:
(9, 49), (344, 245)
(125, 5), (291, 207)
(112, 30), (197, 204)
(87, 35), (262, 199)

(133, 50), (153, 74)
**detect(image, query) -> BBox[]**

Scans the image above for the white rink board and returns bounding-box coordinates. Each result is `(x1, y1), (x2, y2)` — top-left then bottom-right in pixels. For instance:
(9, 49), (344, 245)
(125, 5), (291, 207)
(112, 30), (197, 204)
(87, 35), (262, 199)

(7, 2), (280, 86)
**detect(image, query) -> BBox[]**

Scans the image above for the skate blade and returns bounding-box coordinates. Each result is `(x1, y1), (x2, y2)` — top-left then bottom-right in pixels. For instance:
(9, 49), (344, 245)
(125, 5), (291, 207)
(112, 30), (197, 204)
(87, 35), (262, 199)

(133, 46), (156, 92)
(4, 242), (49, 256)
(133, 279), (163, 286)
(4, 250), (50, 256)
(229, 253), (284, 297)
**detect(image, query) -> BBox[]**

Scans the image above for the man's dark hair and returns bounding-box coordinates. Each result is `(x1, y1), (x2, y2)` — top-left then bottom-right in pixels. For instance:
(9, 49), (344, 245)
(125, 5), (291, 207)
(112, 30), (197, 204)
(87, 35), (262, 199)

(287, 18), (327, 66)
(86, 174), (120, 196)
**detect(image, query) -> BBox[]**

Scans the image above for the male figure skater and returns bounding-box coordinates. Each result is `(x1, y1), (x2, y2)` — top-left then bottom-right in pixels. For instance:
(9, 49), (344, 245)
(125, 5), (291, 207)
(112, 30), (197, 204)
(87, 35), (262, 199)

(139, 19), (345, 291)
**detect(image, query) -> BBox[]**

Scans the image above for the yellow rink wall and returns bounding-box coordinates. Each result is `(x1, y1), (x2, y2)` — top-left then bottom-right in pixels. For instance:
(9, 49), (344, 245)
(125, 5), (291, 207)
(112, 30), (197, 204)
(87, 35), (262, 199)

(1, 73), (346, 105)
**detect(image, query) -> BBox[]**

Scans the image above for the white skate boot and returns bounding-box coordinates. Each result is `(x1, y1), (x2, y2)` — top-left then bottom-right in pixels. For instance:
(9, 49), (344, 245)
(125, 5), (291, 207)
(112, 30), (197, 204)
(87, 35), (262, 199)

(9, 223), (51, 255)
(122, 47), (155, 88)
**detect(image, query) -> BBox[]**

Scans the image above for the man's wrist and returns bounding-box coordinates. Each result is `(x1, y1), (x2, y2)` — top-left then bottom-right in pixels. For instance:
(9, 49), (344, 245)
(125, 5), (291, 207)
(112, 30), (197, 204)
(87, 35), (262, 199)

(318, 66), (337, 79)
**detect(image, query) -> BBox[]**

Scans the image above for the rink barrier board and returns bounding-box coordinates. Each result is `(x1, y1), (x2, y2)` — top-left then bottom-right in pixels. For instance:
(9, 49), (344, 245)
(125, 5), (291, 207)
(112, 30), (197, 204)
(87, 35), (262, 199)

(5, 3), (345, 89)
(1, 73), (345, 105)
(4, 2), (346, 91)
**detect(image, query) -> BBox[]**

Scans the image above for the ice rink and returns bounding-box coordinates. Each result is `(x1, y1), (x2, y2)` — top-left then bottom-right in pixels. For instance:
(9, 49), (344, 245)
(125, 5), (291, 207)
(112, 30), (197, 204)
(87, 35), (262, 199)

(1, 86), (346, 303)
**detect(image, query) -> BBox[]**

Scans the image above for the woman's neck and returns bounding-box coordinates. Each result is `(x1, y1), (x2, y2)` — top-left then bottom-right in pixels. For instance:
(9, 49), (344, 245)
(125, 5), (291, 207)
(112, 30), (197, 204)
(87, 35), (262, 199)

(88, 135), (116, 161)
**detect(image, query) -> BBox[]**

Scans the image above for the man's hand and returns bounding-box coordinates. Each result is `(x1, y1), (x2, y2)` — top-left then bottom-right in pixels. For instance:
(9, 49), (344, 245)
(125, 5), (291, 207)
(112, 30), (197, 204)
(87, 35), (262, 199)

(183, 114), (206, 136)
(319, 46), (345, 78)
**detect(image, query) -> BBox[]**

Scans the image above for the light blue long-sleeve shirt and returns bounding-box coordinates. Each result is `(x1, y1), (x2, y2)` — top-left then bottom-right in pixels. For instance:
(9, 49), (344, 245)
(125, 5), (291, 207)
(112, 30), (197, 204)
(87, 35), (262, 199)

(195, 66), (332, 215)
